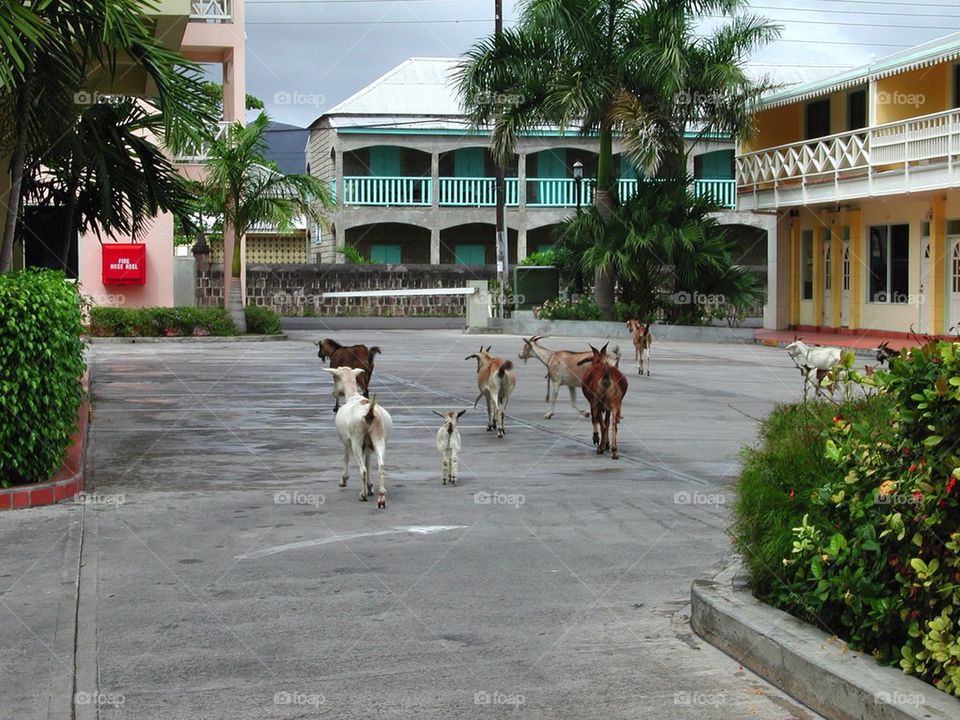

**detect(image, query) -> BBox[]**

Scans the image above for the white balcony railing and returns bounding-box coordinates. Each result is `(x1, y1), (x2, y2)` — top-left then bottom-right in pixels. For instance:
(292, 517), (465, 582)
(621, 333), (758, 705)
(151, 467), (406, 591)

(190, 0), (232, 22)
(737, 107), (960, 192)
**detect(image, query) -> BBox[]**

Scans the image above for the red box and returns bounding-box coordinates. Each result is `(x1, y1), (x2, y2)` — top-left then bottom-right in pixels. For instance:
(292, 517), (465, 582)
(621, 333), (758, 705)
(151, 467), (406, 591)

(102, 243), (146, 285)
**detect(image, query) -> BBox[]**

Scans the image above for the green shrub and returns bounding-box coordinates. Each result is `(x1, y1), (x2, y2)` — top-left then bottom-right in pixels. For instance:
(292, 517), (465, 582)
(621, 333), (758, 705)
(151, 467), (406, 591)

(520, 249), (556, 266)
(536, 296), (603, 321)
(244, 305), (281, 335)
(88, 306), (235, 337)
(0, 270), (86, 487)
(735, 341), (960, 695)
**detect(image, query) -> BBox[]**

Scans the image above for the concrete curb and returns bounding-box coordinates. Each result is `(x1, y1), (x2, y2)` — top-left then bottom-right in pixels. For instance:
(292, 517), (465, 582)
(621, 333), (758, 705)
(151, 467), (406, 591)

(85, 334), (287, 344)
(489, 317), (756, 343)
(690, 560), (960, 720)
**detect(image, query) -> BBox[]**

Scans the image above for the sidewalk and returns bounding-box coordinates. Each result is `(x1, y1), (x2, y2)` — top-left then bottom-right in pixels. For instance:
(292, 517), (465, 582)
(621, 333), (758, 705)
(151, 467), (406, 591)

(754, 329), (926, 352)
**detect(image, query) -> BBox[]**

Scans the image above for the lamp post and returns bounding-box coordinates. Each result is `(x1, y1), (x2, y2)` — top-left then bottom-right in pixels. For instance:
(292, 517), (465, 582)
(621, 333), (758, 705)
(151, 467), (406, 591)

(572, 160), (584, 296)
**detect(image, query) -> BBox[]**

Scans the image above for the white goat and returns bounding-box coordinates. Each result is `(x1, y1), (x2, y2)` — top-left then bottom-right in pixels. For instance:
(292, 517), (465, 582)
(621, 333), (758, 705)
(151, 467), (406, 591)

(434, 410), (465, 485)
(322, 366), (393, 508)
(465, 346), (516, 438)
(785, 339), (843, 401)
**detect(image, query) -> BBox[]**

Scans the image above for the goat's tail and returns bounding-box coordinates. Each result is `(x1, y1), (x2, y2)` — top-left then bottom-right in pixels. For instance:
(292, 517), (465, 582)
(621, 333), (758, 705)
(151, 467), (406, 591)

(498, 360), (513, 378)
(473, 393), (483, 408)
(369, 346), (382, 358)
(364, 395), (378, 424)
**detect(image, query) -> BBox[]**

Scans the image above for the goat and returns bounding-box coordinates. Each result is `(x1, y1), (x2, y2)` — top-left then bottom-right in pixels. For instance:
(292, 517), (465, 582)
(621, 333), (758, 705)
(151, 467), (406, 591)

(322, 366), (393, 508)
(578, 343), (628, 459)
(434, 410), (466, 485)
(876, 341), (897, 366)
(316, 338), (381, 412)
(625, 319), (652, 376)
(519, 336), (593, 419)
(465, 346), (516, 439)
(785, 338), (842, 401)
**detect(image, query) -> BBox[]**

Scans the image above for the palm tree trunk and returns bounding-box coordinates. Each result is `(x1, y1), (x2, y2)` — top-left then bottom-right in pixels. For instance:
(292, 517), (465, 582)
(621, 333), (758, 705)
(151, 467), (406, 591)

(1, 66), (35, 273)
(225, 223), (246, 332)
(593, 123), (616, 319)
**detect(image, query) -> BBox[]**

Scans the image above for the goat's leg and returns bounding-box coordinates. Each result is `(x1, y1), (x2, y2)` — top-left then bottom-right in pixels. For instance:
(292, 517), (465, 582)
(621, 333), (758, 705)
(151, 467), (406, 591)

(450, 450), (458, 486)
(643, 345), (651, 376)
(441, 453), (449, 485)
(544, 379), (560, 419)
(597, 409), (610, 455)
(569, 385), (590, 418)
(364, 450), (374, 498)
(353, 447), (369, 501)
(493, 398), (504, 439)
(339, 443), (350, 487)
(485, 394), (494, 431)
(590, 403), (600, 446)
(610, 409), (620, 460)
(375, 445), (386, 509)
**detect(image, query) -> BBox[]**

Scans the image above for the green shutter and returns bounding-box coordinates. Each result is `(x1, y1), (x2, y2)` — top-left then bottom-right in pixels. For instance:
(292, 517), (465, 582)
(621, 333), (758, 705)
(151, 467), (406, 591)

(455, 245), (486, 265)
(695, 150), (734, 179)
(454, 147), (486, 177)
(535, 149), (567, 179)
(369, 146), (401, 177)
(370, 244), (401, 264)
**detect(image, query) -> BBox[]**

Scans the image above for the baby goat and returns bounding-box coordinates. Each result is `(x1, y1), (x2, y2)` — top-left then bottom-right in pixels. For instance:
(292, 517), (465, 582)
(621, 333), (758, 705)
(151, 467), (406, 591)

(434, 410), (466, 485)
(465, 346), (516, 438)
(625, 320), (652, 376)
(322, 366), (393, 508)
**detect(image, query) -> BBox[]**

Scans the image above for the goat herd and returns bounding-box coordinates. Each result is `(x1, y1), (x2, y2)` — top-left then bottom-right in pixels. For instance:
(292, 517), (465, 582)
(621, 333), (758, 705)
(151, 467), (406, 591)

(314, 323), (654, 510)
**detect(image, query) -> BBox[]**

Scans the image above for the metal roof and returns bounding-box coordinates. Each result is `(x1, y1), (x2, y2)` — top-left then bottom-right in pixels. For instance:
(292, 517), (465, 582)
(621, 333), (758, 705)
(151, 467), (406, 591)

(758, 31), (960, 109)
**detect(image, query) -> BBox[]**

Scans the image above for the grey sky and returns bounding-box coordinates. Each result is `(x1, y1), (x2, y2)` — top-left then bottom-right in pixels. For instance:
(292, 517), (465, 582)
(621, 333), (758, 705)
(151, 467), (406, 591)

(243, 0), (960, 128)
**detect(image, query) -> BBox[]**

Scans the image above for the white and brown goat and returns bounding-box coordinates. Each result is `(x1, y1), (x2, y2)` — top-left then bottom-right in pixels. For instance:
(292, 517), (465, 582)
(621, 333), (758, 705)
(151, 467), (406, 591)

(434, 410), (466, 485)
(316, 338), (381, 412)
(518, 336), (593, 419)
(578, 343), (628, 459)
(625, 320), (652, 376)
(465, 346), (516, 439)
(322, 366), (393, 508)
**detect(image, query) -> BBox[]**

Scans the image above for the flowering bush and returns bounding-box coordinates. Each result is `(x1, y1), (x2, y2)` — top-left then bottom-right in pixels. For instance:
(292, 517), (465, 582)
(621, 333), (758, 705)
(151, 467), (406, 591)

(765, 341), (960, 695)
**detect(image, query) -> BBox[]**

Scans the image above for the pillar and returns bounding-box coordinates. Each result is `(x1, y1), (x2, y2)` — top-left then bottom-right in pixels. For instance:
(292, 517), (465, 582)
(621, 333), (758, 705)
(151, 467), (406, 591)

(517, 228), (528, 261)
(430, 226), (440, 265)
(830, 220), (843, 329)
(848, 209), (863, 330)
(789, 216), (800, 327)
(431, 152), (439, 210)
(812, 224), (824, 327)
(929, 195), (946, 335)
(518, 152), (527, 208)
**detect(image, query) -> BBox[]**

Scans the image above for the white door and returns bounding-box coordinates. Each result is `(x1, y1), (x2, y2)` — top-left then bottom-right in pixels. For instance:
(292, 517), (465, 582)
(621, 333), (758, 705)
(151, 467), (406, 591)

(823, 240), (832, 325)
(920, 234), (930, 334)
(952, 238), (960, 331)
(841, 241), (851, 327)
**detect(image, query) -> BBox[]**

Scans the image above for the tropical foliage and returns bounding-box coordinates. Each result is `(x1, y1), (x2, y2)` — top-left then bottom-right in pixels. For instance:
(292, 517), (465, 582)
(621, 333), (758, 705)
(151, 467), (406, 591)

(734, 342), (960, 695)
(456, 0), (779, 314)
(88, 306), (236, 337)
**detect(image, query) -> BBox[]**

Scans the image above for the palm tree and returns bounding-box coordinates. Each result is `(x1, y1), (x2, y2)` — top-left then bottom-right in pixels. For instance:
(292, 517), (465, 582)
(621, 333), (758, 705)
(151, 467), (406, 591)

(200, 112), (331, 332)
(456, 0), (779, 317)
(0, 0), (214, 272)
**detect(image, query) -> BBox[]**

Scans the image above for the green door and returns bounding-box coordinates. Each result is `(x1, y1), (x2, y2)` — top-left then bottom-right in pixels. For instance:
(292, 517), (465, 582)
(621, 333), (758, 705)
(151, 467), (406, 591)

(694, 149), (734, 179)
(370, 244), (401, 264)
(369, 146), (401, 177)
(536, 149), (567, 179)
(454, 147), (486, 177)
(455, 244), (486, 265)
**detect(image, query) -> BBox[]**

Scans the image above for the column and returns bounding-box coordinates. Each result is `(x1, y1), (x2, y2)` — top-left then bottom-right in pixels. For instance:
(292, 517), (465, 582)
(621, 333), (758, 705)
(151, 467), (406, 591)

(849, 209), (863, 330)
(430, 226), (440, 265)
(930, 195), (946, 335)
(812, 223), (824, 327)
(517, 152), (527, 209)
(789, 217), (800, 327)
(334, 146), (344, 210)
(830, 219), (843, 329)
(762, 214), (778, 330)
(517, 228), (528, 261)
(431, 151), (440, 210)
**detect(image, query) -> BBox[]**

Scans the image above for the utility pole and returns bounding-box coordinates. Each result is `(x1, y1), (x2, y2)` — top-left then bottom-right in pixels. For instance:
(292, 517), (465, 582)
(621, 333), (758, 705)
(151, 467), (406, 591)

(494, 0), (506, 319)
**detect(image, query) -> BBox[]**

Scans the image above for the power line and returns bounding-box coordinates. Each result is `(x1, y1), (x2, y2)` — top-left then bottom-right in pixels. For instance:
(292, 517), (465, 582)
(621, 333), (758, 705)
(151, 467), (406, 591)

(749, 4), (960, 19)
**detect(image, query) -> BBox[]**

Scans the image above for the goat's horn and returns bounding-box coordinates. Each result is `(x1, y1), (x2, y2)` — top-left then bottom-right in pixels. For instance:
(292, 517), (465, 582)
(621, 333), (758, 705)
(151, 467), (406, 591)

(432, 410), (446, 418)
(465, 354), (479, 361)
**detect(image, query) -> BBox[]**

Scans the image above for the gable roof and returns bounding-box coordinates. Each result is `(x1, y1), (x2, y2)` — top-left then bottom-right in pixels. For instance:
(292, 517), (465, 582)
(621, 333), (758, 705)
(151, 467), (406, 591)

(758, 32), (960, 109)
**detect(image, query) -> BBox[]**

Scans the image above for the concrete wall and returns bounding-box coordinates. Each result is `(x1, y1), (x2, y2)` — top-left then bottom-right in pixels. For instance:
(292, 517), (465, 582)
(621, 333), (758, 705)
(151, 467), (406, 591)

(196, 262), (498, 317)
(173, 256), (196, 307)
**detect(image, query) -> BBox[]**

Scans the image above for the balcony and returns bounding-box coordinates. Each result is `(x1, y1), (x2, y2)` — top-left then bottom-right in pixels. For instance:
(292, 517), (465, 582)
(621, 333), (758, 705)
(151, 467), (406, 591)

(737, 107), (960, 210)
(333, 176), (737, 210)
(190, 0), (232, 22)
(172, 121), (232, 164)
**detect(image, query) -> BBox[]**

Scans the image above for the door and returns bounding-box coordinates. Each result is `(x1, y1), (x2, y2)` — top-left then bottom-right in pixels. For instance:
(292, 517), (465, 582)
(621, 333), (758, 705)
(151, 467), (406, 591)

(455, 244), (486, 266)
(841, 237), (851, 327)
(919, 230), (930, 334)
(823, 238), (832, 326)
(952, 238), (960, 329)
(370, 244), (401, 264)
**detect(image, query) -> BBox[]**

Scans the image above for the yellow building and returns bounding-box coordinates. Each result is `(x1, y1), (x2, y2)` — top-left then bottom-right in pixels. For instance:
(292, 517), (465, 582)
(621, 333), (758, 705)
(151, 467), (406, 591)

(739, 32), (960, 336)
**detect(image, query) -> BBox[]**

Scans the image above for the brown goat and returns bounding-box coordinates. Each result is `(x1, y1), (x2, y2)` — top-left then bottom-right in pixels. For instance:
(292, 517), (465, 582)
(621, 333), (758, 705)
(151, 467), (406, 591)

(465, 345), (516, 438)
(625, 319), (652, 376)
(316, 338), (381, 412)
(578, 343), (628, 459)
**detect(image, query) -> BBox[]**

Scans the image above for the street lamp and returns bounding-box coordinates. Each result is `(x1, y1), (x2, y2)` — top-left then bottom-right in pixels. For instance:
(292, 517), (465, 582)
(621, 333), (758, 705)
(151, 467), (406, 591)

(572, 160), (584, 296)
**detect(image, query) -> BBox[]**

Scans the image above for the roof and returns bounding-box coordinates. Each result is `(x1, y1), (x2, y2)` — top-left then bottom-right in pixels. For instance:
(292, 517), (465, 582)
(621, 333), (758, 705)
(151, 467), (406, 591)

(758, 31), (960, 109)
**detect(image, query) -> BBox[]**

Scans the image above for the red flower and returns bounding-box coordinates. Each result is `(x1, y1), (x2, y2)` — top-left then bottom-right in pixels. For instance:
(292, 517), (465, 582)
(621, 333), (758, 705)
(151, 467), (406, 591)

(913, 490), (923, 500)
(901, 447), (911, 456)
(908, 464), (917, 473)
(947, 477), (957, 494)
(832, 415), (843, 424)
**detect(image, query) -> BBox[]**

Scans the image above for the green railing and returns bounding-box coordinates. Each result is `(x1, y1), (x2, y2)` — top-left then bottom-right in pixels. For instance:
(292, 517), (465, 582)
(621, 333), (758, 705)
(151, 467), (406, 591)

(439, 177), (519, 206)
(334, 176), (737, 209)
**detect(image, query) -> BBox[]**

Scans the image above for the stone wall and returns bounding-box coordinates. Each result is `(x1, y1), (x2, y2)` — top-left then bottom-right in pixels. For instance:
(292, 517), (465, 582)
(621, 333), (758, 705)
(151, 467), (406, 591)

(196, 262), (497, 317)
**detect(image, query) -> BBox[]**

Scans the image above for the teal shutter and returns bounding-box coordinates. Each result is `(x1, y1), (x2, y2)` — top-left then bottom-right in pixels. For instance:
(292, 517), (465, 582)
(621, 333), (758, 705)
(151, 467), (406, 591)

(455, 245), (486, 265)
(695, 150), (734, 179)
(536, 149), (567, 179)
(369, 146), (401, 177)
(454, 147), (486, 177)
(370, 244), (401, 264)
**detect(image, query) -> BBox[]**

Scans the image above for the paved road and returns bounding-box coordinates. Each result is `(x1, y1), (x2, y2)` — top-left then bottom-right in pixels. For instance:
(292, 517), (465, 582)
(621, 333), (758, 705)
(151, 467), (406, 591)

(5, 329), (823, 719)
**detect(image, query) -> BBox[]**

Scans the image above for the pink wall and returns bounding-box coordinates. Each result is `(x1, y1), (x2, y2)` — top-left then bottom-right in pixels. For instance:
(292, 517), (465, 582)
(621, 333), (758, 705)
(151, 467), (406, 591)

(77, 213), (175, 307)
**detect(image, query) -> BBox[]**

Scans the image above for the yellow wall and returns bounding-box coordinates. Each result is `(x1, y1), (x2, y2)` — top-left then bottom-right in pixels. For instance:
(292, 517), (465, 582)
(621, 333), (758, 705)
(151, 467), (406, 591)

(875, 62), (951, 124)
(745, 104), (802, 152)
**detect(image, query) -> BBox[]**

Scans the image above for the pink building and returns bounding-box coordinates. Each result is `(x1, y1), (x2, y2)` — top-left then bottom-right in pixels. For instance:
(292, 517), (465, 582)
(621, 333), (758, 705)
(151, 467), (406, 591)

(74, 0), (246, 308)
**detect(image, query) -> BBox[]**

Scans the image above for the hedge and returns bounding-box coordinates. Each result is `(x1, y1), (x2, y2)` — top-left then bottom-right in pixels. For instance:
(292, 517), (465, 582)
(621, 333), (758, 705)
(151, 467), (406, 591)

(88, 306), (236, 337)
(0, 270), (86, 487)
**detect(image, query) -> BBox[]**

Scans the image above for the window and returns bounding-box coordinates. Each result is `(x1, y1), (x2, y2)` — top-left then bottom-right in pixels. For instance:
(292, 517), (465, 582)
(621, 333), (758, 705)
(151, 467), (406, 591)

(370, 244), (401, 264)
(801, 229), (813, 300)
(953, 243), (960, 294)
(455, 244), (486, 266)
(805, 98), (831, 139)
(868, 224), (910, 303)
(823, 229), (832, 291)
(847, 89), (867, 131)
